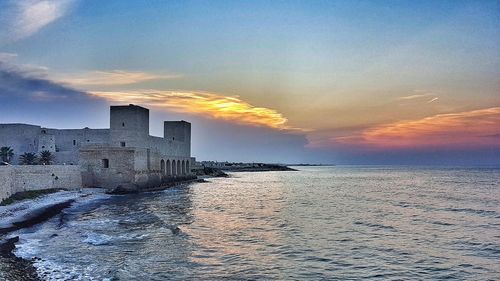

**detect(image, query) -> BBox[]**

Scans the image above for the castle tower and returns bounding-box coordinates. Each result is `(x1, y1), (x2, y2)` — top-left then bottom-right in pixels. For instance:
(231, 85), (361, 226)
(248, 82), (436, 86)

(164, 121), (191, 156)
(110, 104), (149, 148)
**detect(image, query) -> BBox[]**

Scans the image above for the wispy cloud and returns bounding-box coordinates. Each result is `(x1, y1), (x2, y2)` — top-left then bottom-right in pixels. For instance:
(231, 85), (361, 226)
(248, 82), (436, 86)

(0, 52), (50, 77)
(0, 58), (88, 102)
(90, 90), (304, 131)
(335, 107), (500, 149)
(56, 70), (182, 87)
(0, 0), (76, 43)
(0, 52), (18, 62)
(427, 97), (439, 103)
(397, 90), (441, 102)
(397, 93), (432, 100)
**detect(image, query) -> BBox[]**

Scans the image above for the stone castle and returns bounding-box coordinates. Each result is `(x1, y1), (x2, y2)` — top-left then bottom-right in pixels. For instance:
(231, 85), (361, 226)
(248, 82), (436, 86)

(0, 104), (193, 195)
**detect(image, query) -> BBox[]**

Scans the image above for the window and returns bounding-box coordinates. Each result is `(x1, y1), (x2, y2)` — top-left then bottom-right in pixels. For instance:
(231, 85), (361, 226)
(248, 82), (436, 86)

(102, 159), (109, 168)
(73, 140), (76, 145)
(42, 145), (45, 149)
(122, 122), (125, 127)
(120, 142), (126, 147)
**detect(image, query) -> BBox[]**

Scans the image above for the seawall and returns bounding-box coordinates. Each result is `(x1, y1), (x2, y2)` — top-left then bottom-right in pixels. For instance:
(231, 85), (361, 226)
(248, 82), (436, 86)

(0, 165), (82, 201)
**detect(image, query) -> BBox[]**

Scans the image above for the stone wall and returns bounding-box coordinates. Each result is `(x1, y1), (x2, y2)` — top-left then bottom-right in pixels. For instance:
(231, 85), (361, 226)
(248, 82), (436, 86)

(0, 168), (13, 202)
(79, 146), (136, 188)
(0, 124), (41, 164)
(79, 145), (193, 190)
(0, 165), (82, 201)
(0, 123), (110, 165)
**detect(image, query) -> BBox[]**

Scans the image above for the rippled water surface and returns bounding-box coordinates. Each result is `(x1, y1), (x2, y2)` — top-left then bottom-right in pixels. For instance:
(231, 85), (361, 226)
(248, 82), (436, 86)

(11, 166), (500, 280)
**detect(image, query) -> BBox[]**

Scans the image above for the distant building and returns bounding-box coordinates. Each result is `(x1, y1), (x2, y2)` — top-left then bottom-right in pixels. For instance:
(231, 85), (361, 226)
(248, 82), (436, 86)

(0, 104), (193, 190)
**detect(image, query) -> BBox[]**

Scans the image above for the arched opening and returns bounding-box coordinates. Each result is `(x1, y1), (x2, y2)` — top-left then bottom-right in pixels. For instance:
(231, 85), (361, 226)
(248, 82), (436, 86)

(177, 160), (181, 175)
(181, 160), (186, 175)
(186, 161), (190, 175)
(172, 160), (176, 176)
(166, 160), (171, 176)
(160, 159), (165, 174)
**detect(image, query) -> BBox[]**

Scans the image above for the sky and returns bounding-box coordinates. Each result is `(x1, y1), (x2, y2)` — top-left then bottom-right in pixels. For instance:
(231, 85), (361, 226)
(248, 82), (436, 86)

(0, 0), (499, 165)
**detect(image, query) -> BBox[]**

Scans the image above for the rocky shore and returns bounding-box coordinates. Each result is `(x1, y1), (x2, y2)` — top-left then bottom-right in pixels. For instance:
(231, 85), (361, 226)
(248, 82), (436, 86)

(0, 167), (293, 280)
(193, 166), (230, 177)
(108, 175), (201, 194)
(0, 189), (109, 281)
(0, 176), (210, 280)
(194, 164), (297, 176)
(0, 236), (41, 281)
(222, 164), (298, 172)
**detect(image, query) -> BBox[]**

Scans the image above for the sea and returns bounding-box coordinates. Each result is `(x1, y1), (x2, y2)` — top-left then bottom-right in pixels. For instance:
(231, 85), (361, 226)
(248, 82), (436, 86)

(6, 166), (500, 280)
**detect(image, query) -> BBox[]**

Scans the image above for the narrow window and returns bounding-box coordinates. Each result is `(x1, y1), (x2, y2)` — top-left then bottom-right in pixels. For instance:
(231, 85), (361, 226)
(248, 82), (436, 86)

(102, 159), (109, 168)
(73, 140), (76, 145)
(122, 122), (125, 127)
(120, 142), (126, 147)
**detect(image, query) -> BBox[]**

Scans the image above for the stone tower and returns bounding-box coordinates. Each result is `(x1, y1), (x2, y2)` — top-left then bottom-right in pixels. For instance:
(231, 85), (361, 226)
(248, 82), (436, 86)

(164, 121), (191, 156)
(110, 104), (149, 148)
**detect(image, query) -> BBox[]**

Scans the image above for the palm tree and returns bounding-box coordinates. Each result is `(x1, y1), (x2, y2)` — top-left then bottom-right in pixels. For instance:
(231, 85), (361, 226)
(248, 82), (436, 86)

(39, 150), (54, 165)
(19, 152), (38, 165)
(0, 146), (14, 163)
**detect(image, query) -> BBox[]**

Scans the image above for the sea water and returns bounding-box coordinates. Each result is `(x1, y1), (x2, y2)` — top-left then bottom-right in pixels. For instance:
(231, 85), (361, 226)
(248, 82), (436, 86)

(9, 166), (500, 280)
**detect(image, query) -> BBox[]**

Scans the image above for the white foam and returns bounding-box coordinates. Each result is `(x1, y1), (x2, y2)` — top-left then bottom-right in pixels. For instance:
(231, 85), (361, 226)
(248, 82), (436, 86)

(0, 188), (110, 229)
(82, 232), (113, 246)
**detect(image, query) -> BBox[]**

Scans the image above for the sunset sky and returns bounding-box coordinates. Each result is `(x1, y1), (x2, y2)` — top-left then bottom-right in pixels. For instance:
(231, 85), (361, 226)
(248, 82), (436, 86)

(1, 0), (499, 165)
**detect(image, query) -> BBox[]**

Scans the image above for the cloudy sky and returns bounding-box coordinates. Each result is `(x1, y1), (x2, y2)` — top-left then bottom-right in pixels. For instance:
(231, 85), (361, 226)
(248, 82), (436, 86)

(0, 0), (499, 165)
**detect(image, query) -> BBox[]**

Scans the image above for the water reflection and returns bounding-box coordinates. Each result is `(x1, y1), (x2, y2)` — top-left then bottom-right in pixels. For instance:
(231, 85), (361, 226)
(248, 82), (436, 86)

(10, 166), (500, 280)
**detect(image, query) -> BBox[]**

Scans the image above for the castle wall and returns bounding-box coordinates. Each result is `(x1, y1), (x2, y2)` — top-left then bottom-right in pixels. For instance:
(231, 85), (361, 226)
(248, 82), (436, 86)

(0, 124), (110, 165)
(0, 124), (41, 164)
(38, 132), (56, 152)
(47, 128), (110, 152)
(0, 168), (13, 201)
(0, 165), (82, 201)
(48, 128), (110, 165)
(148, 136), (189, 157)
(79, 145), (193, 190)
(79, 146), (136, 188)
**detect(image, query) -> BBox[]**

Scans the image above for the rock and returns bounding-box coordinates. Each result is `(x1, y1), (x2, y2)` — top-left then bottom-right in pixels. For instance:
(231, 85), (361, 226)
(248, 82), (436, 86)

(0, 236), (19, 256)
(107, 184), (139, 195)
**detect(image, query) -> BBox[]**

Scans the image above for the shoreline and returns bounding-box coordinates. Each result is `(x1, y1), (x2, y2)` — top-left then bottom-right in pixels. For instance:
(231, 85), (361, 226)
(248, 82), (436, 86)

(0, 169), (294, 280)
(0, 189), (103, 281)
(0, 236), (41, 281)
(0, 177), (206, 280)
(222, 166), (298, 172)
(200, 164), (298, 174)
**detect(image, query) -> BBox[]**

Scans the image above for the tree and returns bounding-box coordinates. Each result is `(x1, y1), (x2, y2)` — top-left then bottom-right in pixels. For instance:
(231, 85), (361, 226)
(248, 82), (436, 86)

(39, 150), (54, 165)
(0, 146), (14, 163)
(19, 152), (38, 165)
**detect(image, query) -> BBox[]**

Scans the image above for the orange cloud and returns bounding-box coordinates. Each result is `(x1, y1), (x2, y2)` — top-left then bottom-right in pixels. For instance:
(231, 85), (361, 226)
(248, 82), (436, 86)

(335, 107), (500, 149)
(90, 90), (304, 131)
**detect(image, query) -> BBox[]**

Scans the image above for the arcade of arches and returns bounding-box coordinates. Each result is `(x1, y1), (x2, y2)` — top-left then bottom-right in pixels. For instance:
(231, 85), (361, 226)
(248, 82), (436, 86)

(160, 159), (190, 176)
